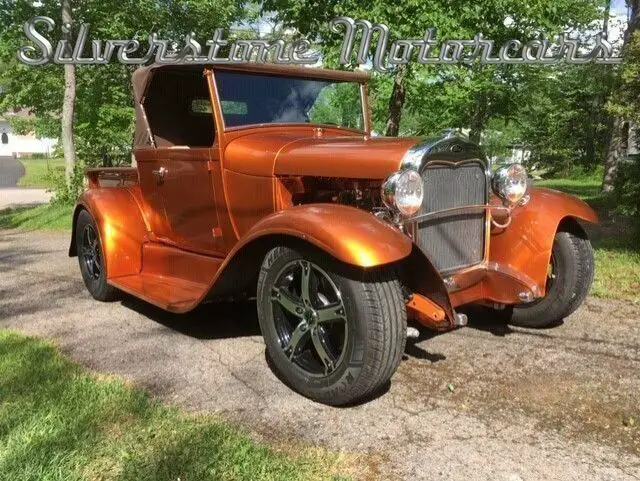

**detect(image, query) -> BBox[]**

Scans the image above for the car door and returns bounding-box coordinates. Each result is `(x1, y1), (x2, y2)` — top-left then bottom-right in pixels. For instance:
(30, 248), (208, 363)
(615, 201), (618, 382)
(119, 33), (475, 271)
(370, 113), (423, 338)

(136, 147), (173, 238)
(154, 146), (223, 255)
(137, 67), (224, 256)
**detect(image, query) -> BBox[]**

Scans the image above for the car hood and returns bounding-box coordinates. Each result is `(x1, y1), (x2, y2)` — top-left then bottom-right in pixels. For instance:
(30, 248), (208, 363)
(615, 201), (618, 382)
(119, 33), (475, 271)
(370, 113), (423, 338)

(223, 130), (420, 179)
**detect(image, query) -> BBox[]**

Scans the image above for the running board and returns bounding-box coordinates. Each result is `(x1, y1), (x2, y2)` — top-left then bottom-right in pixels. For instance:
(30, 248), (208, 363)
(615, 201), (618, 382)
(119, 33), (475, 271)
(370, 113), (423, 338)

(108, 242), (222, 312)
(110, 273), (208, 312)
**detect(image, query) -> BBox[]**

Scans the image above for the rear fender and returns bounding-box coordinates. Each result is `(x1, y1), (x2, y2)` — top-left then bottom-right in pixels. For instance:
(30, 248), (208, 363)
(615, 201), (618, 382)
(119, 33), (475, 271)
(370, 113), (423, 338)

(490, 187), (598, 293)
(69, 187), (149, 279)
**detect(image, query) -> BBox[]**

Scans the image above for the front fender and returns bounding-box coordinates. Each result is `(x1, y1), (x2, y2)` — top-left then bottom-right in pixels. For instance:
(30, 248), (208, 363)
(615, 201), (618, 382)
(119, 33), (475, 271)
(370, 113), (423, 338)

(203, 203), (455, 326)
(238, 204), (413, 267)
(69, 187), (149, 279)
(490, 187), (598, 293)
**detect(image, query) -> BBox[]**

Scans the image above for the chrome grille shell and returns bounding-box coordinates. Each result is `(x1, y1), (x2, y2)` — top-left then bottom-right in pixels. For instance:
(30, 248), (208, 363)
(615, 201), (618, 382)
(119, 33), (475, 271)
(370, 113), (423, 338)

(413, 160), (488, 273)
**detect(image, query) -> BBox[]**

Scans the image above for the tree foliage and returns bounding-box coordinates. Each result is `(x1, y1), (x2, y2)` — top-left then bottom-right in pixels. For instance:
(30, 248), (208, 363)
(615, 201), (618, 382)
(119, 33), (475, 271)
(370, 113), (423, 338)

(0, 0), (243, 166)
(1, 0), (639, 212)
(262, 0), (603, 143)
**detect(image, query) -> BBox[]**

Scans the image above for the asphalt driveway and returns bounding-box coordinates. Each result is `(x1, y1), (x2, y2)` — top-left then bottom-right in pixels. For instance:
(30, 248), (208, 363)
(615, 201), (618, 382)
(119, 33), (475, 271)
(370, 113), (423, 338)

(0, 229), (638, 480)
(0, 156), (24, 187)
(0, 156), (52, 208)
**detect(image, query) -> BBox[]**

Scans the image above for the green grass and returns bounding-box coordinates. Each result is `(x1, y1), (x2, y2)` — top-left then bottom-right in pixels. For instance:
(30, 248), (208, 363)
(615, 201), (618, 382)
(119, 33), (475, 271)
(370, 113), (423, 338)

(591, 236), (640, 303)
(537, 172), (601, 202)
(17, 157), (65, 189)
(0, 330), (345, 481)
(538, 168), (640, 303)
(0, 204), (73, 230)
(535, 167), (613, 208)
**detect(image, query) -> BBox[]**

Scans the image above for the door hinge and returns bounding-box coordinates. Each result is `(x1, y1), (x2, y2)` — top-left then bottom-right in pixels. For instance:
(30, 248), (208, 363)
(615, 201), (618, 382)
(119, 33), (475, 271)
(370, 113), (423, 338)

(207, 160), (216, 172)
(212, 227), (222, 238)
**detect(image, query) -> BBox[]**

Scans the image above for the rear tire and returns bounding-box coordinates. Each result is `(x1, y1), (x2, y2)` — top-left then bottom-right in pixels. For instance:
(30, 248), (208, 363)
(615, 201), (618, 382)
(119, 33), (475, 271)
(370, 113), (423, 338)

(256, 246), (407, 406)
(506, 227), (594, 328)
(75, 210), (117, 302)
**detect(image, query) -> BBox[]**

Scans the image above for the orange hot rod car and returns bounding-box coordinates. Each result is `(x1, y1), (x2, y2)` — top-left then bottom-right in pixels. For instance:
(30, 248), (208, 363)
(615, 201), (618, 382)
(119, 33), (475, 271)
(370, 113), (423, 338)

(70, 63), (597, 405)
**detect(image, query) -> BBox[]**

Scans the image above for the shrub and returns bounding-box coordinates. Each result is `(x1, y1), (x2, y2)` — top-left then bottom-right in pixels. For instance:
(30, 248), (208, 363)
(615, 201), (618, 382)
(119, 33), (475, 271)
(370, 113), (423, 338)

(49, 161), (86, 206)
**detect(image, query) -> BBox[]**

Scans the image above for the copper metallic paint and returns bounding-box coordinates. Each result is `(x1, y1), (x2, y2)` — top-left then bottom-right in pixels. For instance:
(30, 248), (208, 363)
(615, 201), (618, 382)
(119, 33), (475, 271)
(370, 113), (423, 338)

(273, 135), (417, 179)
(72, 187), (148, 279)
(71, 63), (599, 329)
(406, 293), (447, 330)
(489, 187), (598, 296)
(236, 204), (413, 268)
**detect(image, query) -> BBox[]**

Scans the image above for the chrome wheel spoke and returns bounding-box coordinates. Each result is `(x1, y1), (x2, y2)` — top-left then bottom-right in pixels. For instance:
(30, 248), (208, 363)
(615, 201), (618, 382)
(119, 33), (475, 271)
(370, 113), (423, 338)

(272, 287), (304, 318)
(316, 304), (346, 324)
(283, 321), (309, 359)
(299, 261), (312, 307)
(311, 328), (335, 374)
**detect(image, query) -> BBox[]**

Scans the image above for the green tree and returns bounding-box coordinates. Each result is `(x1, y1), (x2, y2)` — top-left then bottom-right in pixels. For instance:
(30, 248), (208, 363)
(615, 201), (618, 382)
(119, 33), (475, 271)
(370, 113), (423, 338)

(602, 0), (639, 192)
(0, 0), (243, 189)
(262, 0), (601, 142)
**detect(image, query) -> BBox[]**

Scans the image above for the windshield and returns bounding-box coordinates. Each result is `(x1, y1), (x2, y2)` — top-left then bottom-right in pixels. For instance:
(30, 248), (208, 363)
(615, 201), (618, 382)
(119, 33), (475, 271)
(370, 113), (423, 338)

(214, 71), (365, 130)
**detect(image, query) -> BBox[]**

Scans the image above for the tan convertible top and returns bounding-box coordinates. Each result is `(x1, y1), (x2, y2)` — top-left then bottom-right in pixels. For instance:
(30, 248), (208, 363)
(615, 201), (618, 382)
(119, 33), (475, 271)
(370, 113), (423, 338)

(132, 63), (370, 149)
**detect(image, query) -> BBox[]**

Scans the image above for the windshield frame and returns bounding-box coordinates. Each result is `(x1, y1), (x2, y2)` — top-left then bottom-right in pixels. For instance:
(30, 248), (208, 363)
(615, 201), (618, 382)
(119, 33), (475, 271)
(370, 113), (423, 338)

(209, 68), (371, 135)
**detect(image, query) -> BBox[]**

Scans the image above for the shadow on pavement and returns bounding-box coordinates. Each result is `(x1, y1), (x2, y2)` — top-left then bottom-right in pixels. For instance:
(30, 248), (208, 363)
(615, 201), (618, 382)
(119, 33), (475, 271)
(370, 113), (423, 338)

(120, 295), (262, 340)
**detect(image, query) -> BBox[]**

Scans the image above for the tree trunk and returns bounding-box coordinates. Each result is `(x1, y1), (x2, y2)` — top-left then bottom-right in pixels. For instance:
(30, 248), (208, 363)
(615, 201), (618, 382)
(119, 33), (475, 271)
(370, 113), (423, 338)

(602, 116), (623, 192)
(601, 0), (638, 192)
(469, 93), (487, 144)
(61, 0), (76, 187)
(384, 65), (407, 137)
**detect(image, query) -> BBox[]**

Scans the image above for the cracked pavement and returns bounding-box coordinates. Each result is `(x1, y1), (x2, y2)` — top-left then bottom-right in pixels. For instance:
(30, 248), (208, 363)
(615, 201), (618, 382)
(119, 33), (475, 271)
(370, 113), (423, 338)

(1, 229), (639, 480)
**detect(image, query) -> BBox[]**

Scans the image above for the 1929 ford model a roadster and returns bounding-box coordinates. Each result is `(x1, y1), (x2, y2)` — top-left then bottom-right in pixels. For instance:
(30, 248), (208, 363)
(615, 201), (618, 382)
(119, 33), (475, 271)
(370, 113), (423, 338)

(70, 63), (597, 405)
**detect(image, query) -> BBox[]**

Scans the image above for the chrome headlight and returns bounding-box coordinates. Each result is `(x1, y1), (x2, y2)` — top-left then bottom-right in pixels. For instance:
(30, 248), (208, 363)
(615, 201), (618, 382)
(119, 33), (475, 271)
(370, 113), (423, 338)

(381, 169), (424, 217)
(491, 163), (528, 204)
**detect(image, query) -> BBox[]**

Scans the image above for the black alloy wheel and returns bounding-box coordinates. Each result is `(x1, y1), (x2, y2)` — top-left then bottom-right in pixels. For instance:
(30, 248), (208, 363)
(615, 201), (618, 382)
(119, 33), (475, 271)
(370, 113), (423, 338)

(271, 259), (348, 376)
(75, 209), (117, 302)
(257, 246), (407, 406)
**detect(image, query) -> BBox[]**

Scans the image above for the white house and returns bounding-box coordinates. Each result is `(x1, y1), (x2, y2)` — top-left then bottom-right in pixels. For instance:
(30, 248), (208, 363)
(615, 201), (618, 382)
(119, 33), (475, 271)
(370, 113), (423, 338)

(0, 109), (57, 158)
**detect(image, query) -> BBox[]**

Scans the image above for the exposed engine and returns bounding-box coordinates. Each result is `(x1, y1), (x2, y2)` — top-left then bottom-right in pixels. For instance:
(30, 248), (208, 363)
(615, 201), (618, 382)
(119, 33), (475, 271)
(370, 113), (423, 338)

(289, 177), (384, 213)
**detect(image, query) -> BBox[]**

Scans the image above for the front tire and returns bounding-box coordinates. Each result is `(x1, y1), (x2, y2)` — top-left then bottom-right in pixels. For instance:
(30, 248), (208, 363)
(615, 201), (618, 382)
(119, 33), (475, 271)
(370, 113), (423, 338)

(257, 246), (407, 406)
(75, 210), (117, 302)
(506, 226), (594, 328)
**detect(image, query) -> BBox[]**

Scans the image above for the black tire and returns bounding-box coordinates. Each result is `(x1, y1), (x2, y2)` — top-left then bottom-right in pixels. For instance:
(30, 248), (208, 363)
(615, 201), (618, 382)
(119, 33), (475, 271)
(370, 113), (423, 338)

(257, 246), (407, 406)
(75, 209), (117, 302)
(506, 227), (594, 328)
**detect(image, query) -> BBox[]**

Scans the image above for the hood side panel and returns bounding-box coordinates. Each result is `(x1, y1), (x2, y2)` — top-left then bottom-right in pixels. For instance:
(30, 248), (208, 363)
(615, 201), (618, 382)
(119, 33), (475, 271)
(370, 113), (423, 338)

(275, 136), (418, 179)
(224, 128), (418, 179)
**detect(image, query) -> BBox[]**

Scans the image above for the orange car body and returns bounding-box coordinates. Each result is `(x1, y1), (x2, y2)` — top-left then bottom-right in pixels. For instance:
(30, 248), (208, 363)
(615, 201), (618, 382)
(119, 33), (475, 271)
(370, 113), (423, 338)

(69, 63), (598, 331)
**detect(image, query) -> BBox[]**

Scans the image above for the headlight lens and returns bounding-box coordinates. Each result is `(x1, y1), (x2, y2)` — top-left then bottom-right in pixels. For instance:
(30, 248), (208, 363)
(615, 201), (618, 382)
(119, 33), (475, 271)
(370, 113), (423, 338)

(492, 163), (528, 204)
(382, 169), (424, 217)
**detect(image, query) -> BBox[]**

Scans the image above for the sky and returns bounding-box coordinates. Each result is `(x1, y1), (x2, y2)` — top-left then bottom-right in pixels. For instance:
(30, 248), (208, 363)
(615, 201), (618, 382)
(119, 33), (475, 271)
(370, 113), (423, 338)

(611, 0), (630, 17)
(608, 0), (631, 44)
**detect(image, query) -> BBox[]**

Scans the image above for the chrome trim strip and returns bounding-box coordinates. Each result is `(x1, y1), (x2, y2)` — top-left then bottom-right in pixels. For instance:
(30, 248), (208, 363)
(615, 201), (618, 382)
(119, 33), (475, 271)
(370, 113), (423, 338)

(403, 204), (510, 224)
(400, 134), (487, 171)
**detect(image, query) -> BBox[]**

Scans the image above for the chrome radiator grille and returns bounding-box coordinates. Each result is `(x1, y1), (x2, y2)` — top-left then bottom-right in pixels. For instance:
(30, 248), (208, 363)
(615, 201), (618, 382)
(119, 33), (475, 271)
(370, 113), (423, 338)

(416, 162), (487, 272)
